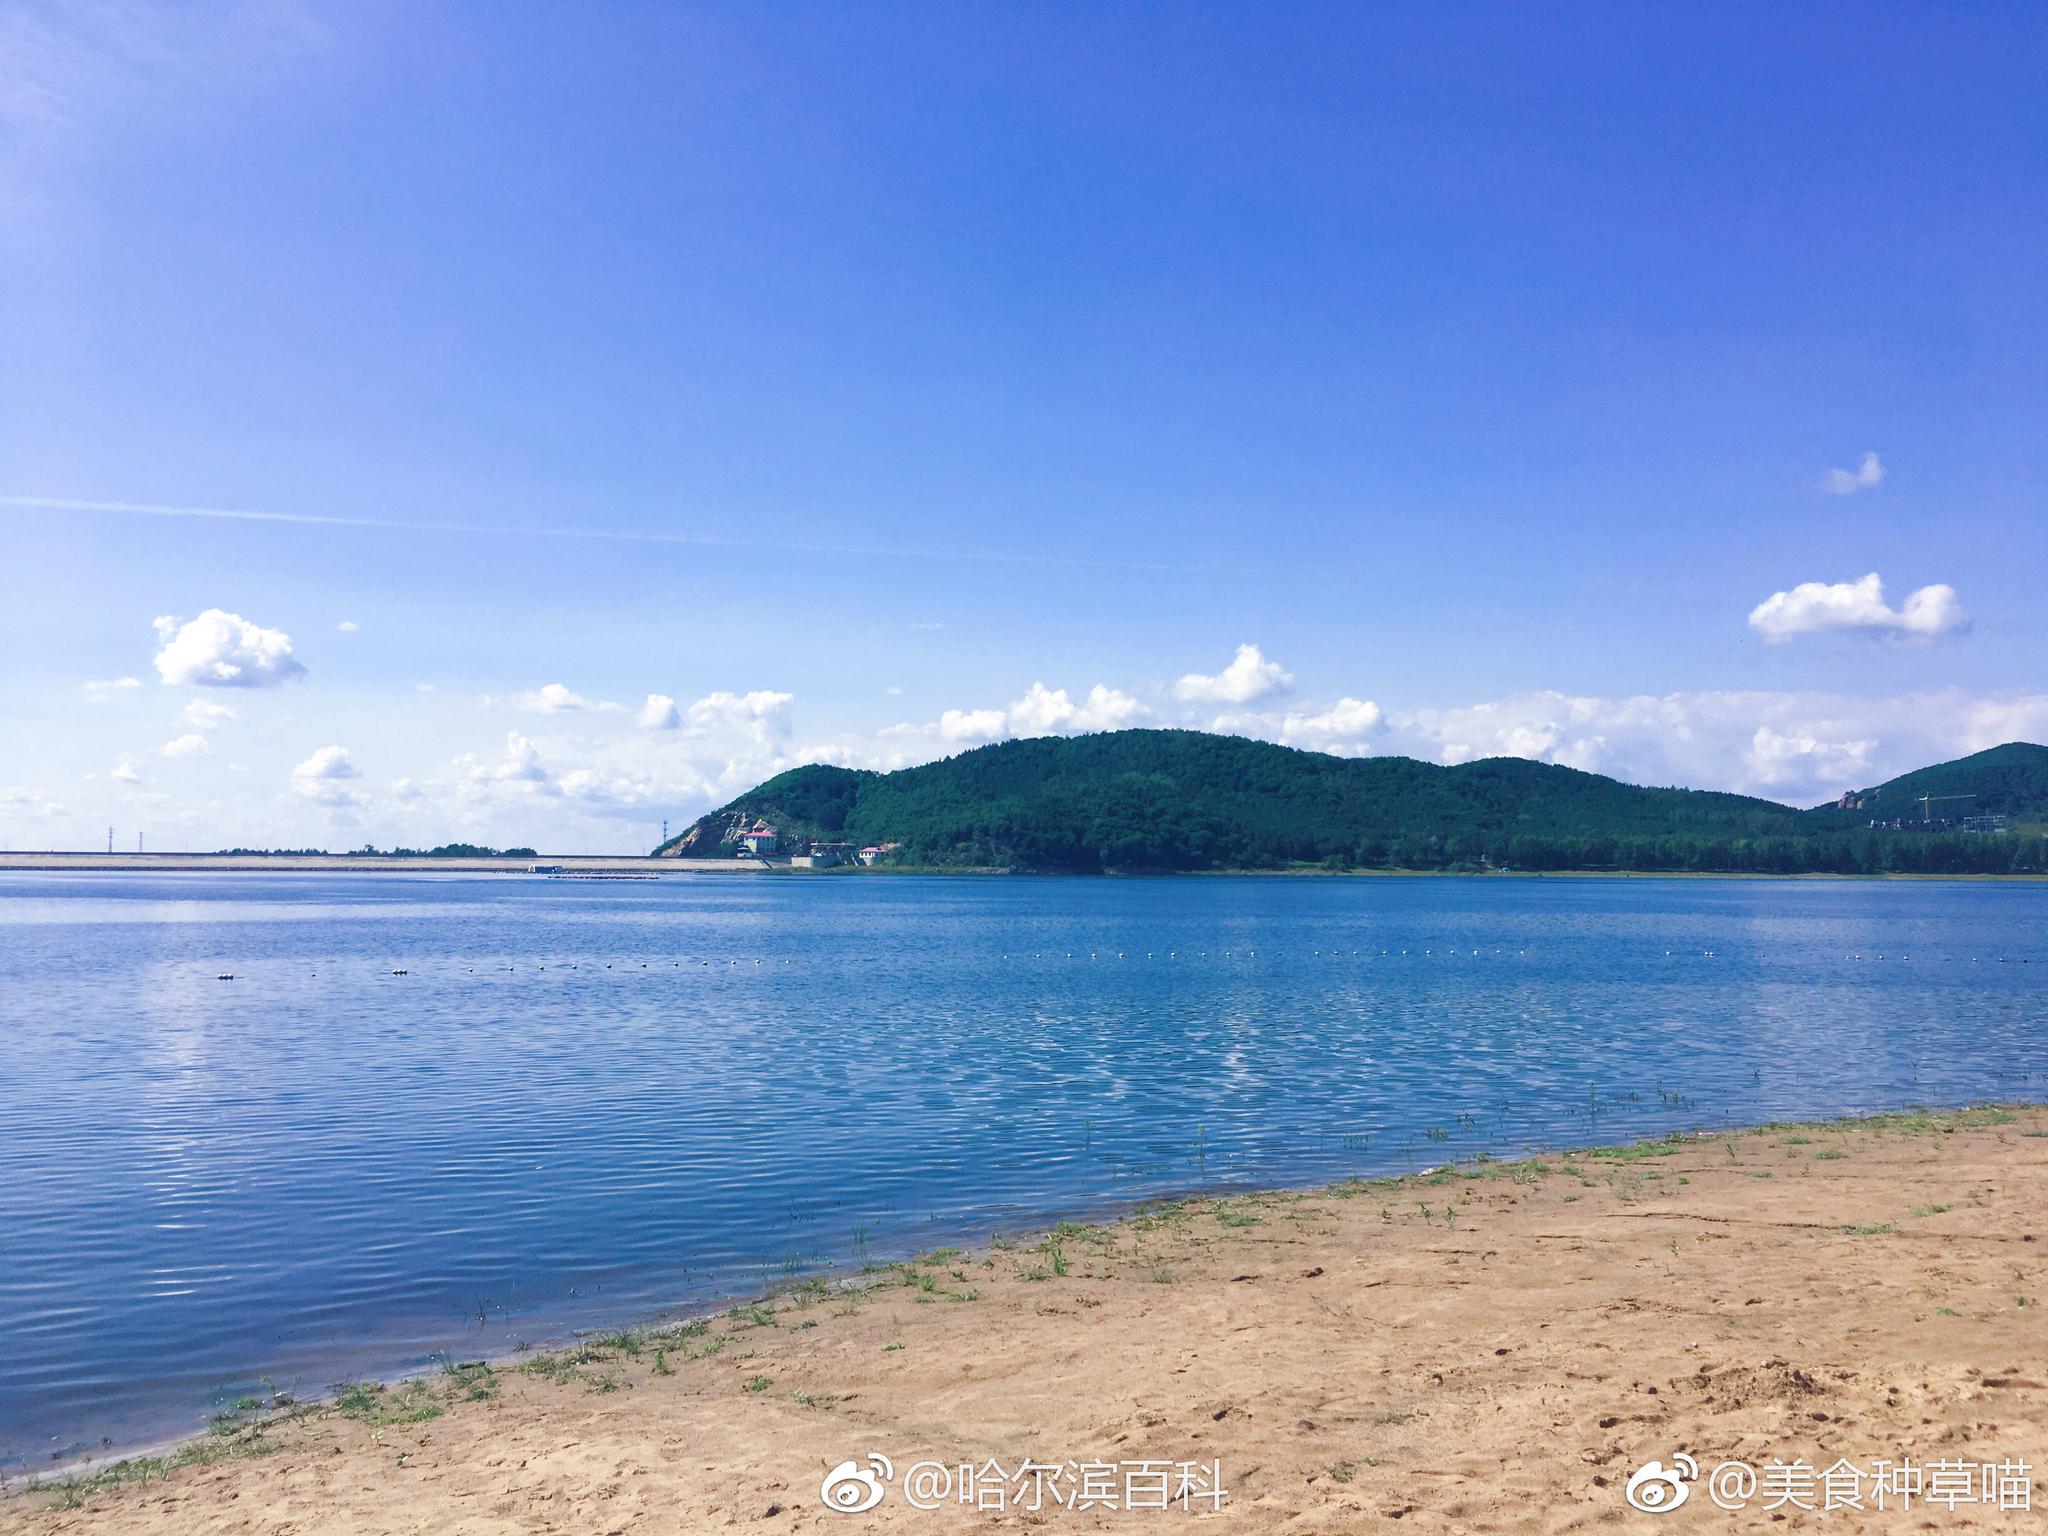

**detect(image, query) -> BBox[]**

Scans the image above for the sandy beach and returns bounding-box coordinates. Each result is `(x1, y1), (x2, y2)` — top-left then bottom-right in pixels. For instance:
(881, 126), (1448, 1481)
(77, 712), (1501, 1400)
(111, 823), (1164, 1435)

(6, 1106), (2043, 1534)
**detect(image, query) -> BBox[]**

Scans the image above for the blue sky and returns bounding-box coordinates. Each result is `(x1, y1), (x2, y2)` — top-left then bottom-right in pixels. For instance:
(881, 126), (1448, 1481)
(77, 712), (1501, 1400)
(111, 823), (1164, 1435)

(3, 2), (2044, 851)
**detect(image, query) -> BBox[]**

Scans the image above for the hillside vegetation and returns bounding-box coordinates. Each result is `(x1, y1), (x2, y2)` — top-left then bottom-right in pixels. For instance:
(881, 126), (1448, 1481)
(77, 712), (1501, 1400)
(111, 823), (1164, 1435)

(653, 731), (2048, 875)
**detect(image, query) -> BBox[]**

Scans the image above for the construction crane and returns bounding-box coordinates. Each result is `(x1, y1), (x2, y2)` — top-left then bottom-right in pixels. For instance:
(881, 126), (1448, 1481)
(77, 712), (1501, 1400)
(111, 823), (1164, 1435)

(1915, 793), (1973, 818)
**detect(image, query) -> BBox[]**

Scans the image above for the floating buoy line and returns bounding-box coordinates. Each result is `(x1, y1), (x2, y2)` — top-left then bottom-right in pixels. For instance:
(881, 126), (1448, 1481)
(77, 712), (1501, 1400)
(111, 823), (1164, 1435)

(196, 947), (2036, 980)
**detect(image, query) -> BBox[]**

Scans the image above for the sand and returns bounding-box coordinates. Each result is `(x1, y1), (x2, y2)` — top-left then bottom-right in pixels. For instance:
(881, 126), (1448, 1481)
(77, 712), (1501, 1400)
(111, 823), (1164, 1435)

(6, 1106), (2044, 1534)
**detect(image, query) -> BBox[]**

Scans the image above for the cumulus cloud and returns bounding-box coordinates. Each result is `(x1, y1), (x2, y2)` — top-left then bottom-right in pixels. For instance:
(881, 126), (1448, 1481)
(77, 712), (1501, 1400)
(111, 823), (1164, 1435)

(511, 682), (620, 714)
(1174, 643), (1293, 705)
(1383, 694), (1612, 775)
(437, 726), (732, 830)
(460, 731), (553, 787)
(182, 699), (235, 731)
(111, 756), (143, 784)
(939, 707), (1008, 743)
(638, 693), (681, 730)
(1279, 697), (1386, 752)
(337, 619), (360, 633)
(159, 733), (208, 759)
(1960, 695), (2048, 754)
(687, 690), (795, 743)
(1746, 725), (1876, 789)
(1355, 687), (2046, 803)
(84, 676), (141, 699)
(1747, 573), (1963, 643)
(906, 682), (1148, 748)
(863, 678), (2028, 806)
(291, 745), (362, 806)
(1820, 452), (1884, 495)
(1006, 683), (1145, 737)
(153, 610), (306, 687)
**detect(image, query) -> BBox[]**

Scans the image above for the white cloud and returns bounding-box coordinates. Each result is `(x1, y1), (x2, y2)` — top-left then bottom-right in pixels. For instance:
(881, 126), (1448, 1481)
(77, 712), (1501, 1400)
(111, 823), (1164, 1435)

(511, 682), (619, 714)
(337, 619), (359, 633)
(939, 707), (1008, 743)
(460, 731), (552, 787)
(1398, 692), (1674, 778)
(896, 681), (1149, 749)
(159, 733), (209, 759)
(638, 693), (681, 730)
(84, 676), (141, 699)
(1747, 573), (1963, 643)
(686, 690), (795, 743)
(866, 679), (2039, 807)
(1072, 684), (1145, 730)
(1007, 684), (1070, 735)
(1006, 682), (1145, 737)
(1820, 452), (1884, 496)
(1174, 643), (1293, 704)
(1358, 687), (2047, 803)
(182, 698), (235, 731)
(153, 609), (306, 687)
(294, 745), (360, 781)
(1279, 697), (1386, 752)
(291, 745), (361, 806)
(1960, 695), (2048, 753)
(110, 756), (142, 784)
(1746, 726), (1876, 789)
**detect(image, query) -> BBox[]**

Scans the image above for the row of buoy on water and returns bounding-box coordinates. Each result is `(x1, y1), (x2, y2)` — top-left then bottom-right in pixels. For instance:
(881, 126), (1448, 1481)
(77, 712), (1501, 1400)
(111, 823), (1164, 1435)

(1846, 954), (2030, 963)
(213, 958), (805, 979)
(204, 948), (2034, 980)
(997, 948), (1543, 959)
(203, 937), (2031, 987)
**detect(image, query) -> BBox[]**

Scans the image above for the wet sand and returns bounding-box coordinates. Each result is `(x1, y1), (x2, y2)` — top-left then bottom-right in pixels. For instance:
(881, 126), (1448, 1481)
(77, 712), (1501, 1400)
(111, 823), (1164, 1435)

(6, 1106), (2044, 1534)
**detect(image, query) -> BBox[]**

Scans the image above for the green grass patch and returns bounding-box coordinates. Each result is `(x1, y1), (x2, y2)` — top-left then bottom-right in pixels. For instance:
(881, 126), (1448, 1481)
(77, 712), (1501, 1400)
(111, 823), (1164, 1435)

(333, 1380), (444, 1426)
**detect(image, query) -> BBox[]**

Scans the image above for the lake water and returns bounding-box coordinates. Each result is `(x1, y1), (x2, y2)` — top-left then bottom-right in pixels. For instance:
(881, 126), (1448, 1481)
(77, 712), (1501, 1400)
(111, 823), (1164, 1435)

(2, 871), (2043, 1465)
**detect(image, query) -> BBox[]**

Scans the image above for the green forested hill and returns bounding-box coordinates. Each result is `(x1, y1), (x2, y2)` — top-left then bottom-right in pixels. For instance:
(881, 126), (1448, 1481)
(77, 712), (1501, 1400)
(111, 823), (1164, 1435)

(1803, 741), (2048, 826)
(653, 731), (2048, 874)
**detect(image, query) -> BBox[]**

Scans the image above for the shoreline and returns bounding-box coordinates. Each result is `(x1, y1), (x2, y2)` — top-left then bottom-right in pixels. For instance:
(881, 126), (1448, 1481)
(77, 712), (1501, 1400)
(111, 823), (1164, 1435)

(0, 854), (749, 874)
(3, 853), (2043, 882)
(9, 1101), (2044, 1531)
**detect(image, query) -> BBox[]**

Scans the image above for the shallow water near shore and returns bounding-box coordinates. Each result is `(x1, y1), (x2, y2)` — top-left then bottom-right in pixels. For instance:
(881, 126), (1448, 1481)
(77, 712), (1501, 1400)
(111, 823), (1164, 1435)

(2, 870), (2043, 1466)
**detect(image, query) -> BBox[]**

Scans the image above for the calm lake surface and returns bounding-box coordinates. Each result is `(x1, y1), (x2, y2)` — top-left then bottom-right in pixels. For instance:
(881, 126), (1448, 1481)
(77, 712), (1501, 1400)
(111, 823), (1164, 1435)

(2, 871), (2043, 1463)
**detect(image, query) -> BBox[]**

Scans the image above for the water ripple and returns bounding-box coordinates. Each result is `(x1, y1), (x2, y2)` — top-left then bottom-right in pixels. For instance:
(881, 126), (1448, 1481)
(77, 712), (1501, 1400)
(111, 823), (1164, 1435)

(0, 871), (2042, 1464)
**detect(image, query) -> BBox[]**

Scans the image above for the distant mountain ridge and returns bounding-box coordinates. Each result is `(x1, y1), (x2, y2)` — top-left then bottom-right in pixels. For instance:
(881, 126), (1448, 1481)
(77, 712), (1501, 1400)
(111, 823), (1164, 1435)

(653, 732), (2048, 875)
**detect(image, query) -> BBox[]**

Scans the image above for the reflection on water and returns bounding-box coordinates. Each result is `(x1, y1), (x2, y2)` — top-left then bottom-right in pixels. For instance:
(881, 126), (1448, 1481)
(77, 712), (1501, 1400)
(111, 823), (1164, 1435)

(0, 871), (2043, 1463)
